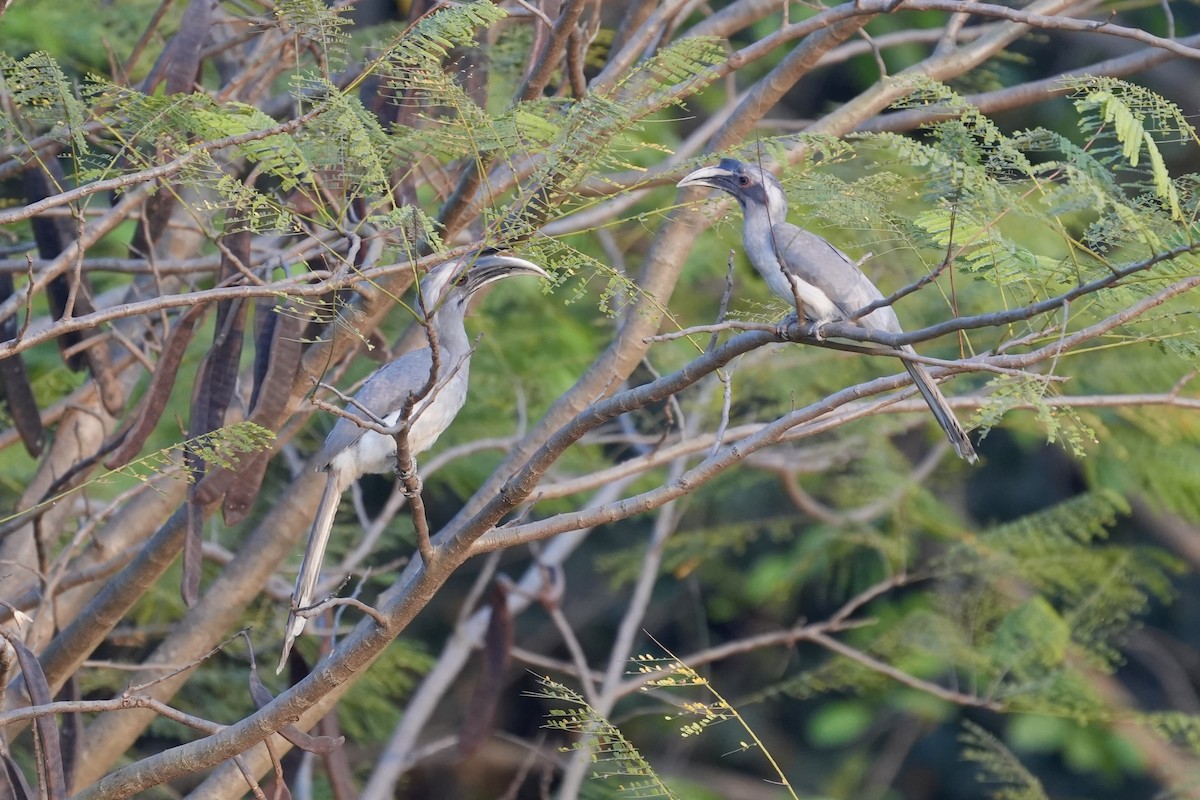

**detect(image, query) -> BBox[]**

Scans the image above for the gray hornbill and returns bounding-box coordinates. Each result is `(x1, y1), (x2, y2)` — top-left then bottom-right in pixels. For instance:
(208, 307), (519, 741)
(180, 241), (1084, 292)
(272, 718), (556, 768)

(280, 252), (548, 671)
(678, 158), (977, 463)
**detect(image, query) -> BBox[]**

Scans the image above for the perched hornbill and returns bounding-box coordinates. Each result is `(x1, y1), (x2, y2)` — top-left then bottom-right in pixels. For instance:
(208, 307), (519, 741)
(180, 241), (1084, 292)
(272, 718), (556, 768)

(280, 251), (548, 670)
(679, 158), (977, 463)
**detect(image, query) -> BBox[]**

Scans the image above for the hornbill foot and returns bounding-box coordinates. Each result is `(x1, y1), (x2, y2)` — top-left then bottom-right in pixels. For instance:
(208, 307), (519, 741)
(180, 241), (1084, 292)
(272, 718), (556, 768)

(776, 310), (804, 341)
(400, 473), (423, 497)
(775, 320), (793, 340)
(396, 459), (422, 496)
(812, 322), (830, 342)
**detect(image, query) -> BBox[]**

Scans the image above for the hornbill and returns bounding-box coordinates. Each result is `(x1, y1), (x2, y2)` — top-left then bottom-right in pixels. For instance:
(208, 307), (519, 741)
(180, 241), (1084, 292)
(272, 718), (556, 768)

(678, 158), (977, 463)
(280, 252), (548, 671)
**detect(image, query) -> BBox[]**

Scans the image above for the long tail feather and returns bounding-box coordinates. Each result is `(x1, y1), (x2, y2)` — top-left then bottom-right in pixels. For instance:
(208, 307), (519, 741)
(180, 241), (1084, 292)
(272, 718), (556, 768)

(902, 355), (978, 463)
(278, 470), (345, 673)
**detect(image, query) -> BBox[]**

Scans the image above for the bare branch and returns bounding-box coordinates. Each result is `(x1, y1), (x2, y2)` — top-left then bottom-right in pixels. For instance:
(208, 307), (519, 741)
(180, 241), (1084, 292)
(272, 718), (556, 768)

(0, 695), (224, 734)
(807, 629), (1004, 710)
(297, 595), (388, 628)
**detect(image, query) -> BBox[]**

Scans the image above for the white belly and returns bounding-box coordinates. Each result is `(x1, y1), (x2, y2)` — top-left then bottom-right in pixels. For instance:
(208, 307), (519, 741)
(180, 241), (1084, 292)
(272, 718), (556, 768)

(761, 264), (839, 323)
(329, 379), (467, 477)
(786, 273), (839, 323)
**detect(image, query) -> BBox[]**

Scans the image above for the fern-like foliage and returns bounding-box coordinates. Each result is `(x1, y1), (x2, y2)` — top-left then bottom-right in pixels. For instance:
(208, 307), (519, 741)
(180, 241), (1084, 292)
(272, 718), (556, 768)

(960, 720), (1050, 800)
(292, 80), (395, 207)
(187, 151), (300, 233)
(0, 421), (275, 525)
(528, 674), (680, 799)
(1069, 77), (1196, 223)
(974, 373), (1099, 457)
(52, 1), (533, 245)
(0, 0), (735, 315)
(746, 488), (1176, 727)
(275, 0), (353, 72)
(833, 76), (1200, 306)
(633, 650), (800, 799)
(935, 490), (1173, 668)
(497, 35), (726, 240)
(519, 236), (642, 316)
(0, 50), (88, 151)
(181, 421), (277, 474)
(376, 1), (510, 160)
(792, 491), (1175, 720)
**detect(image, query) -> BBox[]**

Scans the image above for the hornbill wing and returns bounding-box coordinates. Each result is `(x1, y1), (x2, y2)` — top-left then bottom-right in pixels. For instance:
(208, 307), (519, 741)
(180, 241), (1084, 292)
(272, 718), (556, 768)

(314, 347), (435, 469)
(771, 222), (904, 335)
(773, 223), (977, 461)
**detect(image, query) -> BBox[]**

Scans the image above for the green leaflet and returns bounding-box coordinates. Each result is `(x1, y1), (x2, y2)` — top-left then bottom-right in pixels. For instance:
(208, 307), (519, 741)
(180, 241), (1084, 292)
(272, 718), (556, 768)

(529, 675), (681, 800)
(1075, 87), (1185, 220)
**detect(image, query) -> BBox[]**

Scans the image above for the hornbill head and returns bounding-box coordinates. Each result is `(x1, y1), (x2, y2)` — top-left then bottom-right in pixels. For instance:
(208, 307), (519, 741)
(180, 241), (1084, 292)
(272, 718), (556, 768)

(677, 157), (789, 222)
(419, 251), (548, 315)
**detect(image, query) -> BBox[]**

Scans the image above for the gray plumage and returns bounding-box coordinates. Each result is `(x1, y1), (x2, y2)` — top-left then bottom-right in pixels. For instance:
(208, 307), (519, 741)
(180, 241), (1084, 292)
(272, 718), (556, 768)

(678, 158), (977, 463)
(279, 253), (547, 672)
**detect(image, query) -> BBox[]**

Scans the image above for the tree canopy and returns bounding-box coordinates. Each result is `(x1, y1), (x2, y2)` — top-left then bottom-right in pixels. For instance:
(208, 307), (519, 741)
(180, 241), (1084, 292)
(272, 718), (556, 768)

(1, 1), (1199, 798)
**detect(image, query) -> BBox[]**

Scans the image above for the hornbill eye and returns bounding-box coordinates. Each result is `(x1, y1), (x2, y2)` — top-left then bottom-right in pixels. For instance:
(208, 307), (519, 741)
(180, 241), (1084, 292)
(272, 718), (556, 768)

(737, 173), (752, 187)
(454, 273), (469, 287)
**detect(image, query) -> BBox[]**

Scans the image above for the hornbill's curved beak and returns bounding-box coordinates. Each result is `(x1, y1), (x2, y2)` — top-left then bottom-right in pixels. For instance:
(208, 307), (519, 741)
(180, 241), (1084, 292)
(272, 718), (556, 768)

(677, 165), (735, 191)
(462, 253), (548, 295)
(677, 158), (744, 193)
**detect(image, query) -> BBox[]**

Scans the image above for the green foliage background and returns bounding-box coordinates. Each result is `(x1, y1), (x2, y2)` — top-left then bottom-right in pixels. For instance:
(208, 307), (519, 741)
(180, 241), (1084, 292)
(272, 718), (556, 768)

(2, 1), (1200, 798)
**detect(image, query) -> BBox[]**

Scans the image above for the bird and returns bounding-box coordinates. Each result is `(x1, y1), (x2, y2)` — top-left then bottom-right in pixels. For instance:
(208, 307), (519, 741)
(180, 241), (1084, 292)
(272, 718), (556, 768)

(279, 251), (548, 671)
(677, 158), (977, 463)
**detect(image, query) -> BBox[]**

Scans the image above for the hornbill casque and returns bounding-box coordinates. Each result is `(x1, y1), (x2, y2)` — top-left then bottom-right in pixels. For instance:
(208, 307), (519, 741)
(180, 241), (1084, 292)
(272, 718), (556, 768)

(280, 252), (548, 671)
(678, 158), (977, 463)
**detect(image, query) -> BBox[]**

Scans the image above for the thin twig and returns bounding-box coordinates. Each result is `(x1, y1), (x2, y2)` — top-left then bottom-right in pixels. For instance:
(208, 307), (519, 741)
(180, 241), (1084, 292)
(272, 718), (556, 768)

(645, 320), (779, 342)
(779, 442), (950, 525)
(299, 595), (389, 628)
(807, 629), (1003, 709)
(124, 630), (246, 695)
(0, 695), (224, 732)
